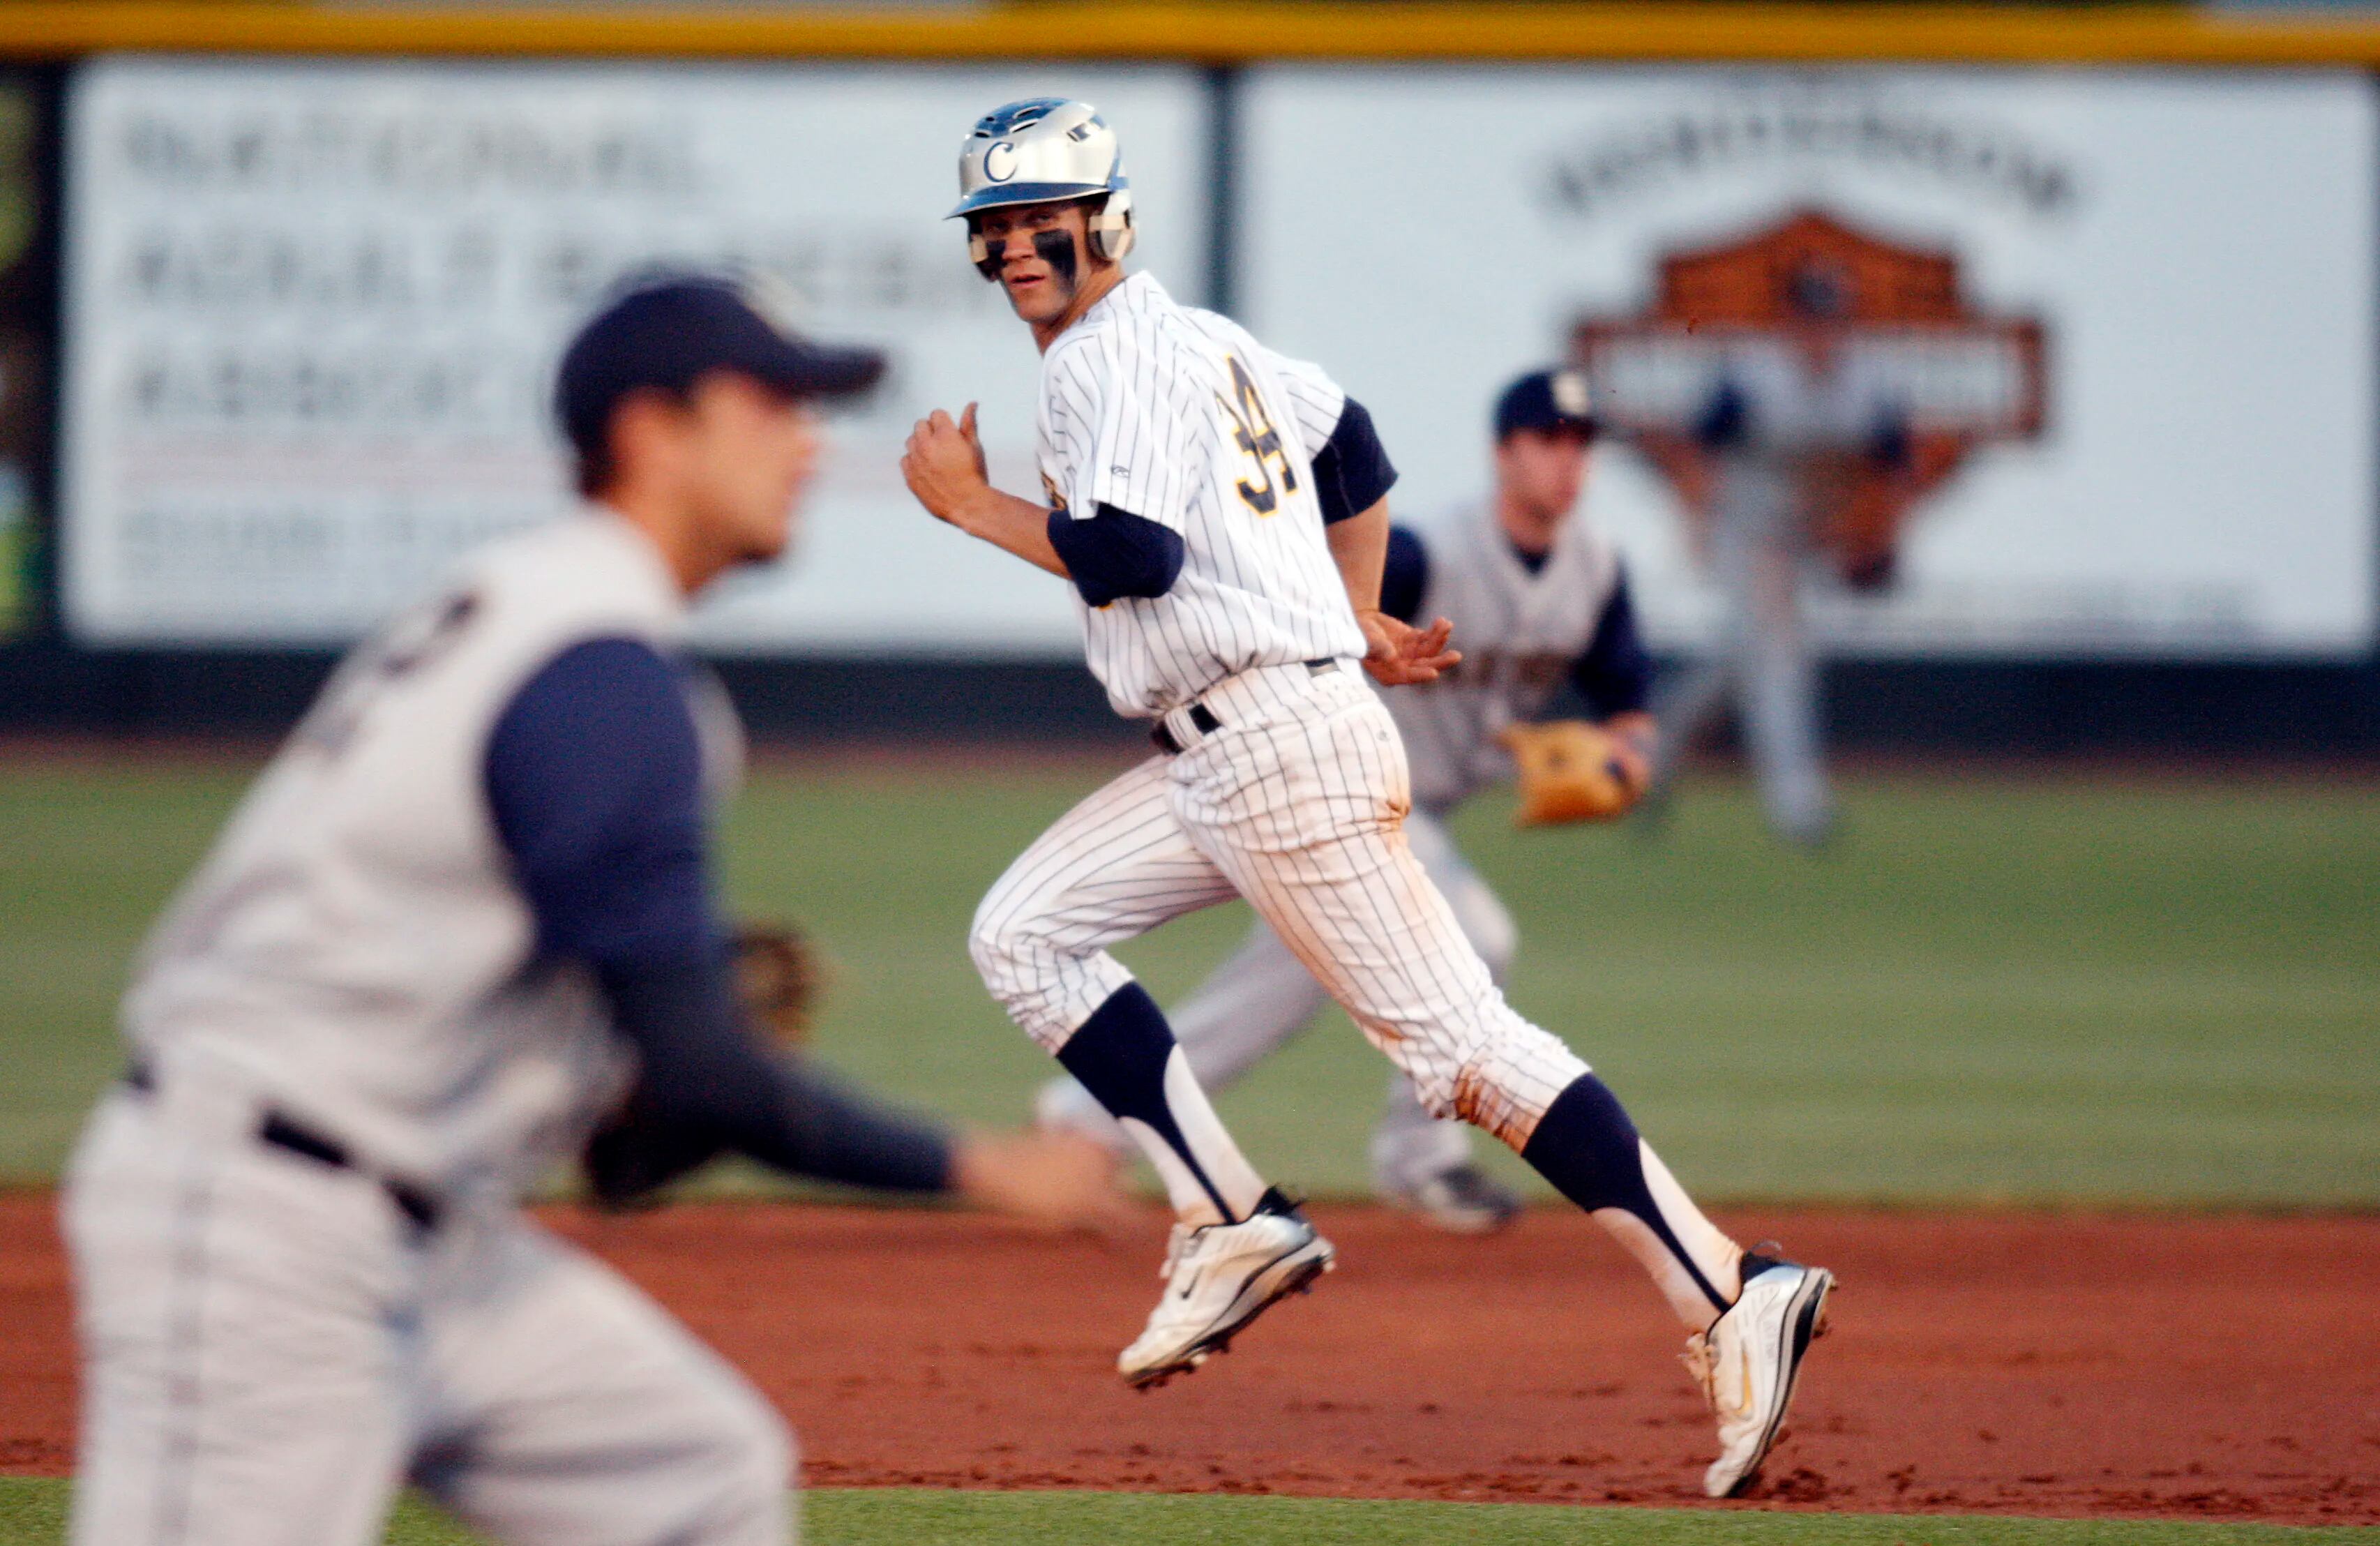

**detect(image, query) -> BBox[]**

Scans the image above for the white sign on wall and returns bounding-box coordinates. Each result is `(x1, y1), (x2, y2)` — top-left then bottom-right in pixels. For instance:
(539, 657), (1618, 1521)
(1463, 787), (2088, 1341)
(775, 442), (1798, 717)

(63, 58), (1209, 650)
(1242, 68), (2378, 658)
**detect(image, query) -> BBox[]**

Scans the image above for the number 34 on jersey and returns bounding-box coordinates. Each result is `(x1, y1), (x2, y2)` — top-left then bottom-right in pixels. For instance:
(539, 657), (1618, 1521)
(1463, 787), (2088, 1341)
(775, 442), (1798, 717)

(1218, 354), (1300, 517)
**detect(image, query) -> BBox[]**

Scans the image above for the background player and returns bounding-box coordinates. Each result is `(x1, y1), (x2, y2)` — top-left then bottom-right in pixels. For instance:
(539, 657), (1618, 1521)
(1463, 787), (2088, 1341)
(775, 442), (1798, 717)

(1036, 366), (1654, 1234)
(63, 273), (1118, 1546)
(1640, 263), (1913, 848)
(899, 97), (1831, 1498)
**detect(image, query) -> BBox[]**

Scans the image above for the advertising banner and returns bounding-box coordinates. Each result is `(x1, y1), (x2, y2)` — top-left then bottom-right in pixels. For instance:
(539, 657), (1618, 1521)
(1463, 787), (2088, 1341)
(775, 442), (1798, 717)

(1242, 69), (2377, 657)
(63, 59), (1208, 650)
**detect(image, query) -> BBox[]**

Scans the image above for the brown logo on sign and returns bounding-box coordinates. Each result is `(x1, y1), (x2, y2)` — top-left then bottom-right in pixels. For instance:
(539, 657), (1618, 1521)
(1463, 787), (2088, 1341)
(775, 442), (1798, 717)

(1570, 207), (2048, 587)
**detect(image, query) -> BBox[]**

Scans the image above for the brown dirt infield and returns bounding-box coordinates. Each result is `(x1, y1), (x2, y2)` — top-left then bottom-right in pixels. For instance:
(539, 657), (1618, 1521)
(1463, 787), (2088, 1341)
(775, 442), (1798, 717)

(3, 1194), (2374, 1524)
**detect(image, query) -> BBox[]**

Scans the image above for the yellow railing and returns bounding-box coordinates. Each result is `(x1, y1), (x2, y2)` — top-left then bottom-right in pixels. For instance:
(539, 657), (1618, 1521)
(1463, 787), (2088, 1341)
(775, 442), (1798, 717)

(9, 1), (2380, 67)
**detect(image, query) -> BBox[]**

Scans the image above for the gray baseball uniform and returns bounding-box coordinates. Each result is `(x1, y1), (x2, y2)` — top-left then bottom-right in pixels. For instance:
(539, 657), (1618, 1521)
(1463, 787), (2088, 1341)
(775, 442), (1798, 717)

(68, 516), (799, 1546)
(1649, 338), (1906, 845)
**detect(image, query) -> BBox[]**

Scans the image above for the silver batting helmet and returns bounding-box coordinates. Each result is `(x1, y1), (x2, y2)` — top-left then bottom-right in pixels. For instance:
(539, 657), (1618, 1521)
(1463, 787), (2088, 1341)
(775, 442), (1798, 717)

(950, 97), (1136, 269)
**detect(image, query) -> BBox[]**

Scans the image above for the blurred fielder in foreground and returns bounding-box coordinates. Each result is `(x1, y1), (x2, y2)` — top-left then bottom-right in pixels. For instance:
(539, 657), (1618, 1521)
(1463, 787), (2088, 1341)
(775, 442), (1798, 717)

(1038, 366), (1658, 1234)
(65, 274), (1117, 1546)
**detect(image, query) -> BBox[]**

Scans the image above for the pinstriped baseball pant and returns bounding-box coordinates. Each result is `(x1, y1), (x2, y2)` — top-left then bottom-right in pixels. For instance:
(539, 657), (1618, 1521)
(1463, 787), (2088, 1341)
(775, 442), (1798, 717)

(971, 664), (1590, 1151)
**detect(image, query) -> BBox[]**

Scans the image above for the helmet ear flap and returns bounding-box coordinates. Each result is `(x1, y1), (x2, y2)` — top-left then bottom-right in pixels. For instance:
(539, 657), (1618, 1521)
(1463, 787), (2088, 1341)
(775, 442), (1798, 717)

(966, 222), (1000, 282)
(1089, 189), (1136, 264)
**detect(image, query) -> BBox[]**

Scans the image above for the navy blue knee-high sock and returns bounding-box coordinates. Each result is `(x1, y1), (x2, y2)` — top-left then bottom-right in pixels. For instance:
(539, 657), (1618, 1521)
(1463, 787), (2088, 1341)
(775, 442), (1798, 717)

(1057, 983), (1268, 1223)
(1521, 1074), (1733, 1316)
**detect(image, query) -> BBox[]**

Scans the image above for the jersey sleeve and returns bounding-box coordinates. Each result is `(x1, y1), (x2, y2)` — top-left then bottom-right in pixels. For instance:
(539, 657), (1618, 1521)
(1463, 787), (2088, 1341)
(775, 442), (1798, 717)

(1045, 332), (1200, 532)
(1249, 343), (1349, 458)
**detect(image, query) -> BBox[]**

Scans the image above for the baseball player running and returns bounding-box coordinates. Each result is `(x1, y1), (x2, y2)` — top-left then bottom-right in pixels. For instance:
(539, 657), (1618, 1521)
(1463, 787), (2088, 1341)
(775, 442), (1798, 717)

(901, 97), (1832, 1498)
(1037, 366), (1655, 1235)
(64, 274), (1117, 1546)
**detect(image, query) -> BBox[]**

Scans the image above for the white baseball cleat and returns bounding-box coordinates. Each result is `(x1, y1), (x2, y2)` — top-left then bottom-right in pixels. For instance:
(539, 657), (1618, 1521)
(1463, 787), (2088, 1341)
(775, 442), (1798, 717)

(1118, 1189), (1334, 1390)
(1682, 1252), (1835, 1499)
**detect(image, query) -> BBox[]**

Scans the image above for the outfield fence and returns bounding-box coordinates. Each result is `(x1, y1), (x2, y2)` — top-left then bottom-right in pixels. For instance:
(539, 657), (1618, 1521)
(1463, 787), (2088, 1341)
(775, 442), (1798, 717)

(0, 5), (2376, 750)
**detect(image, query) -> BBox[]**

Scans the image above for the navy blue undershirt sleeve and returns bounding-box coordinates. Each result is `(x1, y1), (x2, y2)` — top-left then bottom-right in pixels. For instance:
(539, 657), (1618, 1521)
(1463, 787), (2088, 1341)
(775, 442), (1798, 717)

(485, 638), (951, 1194)
(485, 637), (714, 963)
(1569, 570), (1655, 719)
(1379, 525), (1430, 624)
(589, 959), (953, 1196)
(1311, 397), (1399, 525)
(1046, 502), (1187, 606)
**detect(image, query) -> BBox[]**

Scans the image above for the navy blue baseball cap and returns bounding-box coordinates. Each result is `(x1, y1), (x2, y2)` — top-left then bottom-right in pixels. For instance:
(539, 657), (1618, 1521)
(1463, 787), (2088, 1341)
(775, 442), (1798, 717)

(555, 273), (886, 461)
(1493, 366), (1600, 442)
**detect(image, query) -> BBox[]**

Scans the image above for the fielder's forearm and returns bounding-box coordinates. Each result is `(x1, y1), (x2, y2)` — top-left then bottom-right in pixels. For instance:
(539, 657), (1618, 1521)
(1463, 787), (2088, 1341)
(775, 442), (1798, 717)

(594, 955), (954, 1196)
(1325, 497), (1392, 613)
(955, 489), (1070, 578)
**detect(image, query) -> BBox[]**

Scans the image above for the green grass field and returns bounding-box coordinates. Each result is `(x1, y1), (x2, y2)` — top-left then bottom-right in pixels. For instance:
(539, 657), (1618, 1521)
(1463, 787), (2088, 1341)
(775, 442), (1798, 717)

(2, 754), (2374, 1205)
(5, 755), (2376, 1544)
(0, 1479), (2372, 1545)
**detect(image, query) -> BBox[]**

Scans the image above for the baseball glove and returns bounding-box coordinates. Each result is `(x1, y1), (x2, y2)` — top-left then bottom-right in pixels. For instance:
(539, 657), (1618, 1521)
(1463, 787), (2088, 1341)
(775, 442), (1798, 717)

(1498, 719), (1642, 826)
(730, 921), (818, 1049)
(582, 921), (822, 1210)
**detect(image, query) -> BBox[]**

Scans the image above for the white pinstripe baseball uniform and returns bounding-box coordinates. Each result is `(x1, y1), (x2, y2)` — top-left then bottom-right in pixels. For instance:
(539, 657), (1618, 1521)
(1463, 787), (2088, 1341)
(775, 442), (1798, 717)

(947, 105), (1828, 1492)
(1039, 501), (1637, 1194)
(1034, 273), (1369, 717)
(972, 273), (1596, 1158)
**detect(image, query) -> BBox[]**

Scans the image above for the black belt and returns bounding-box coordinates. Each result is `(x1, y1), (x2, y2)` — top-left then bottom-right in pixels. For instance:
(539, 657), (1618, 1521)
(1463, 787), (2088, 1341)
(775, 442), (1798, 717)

(1151, 659), (1336, 756)
(123, 1060), (442, 1232)
(1150, 703), (1220, 756)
